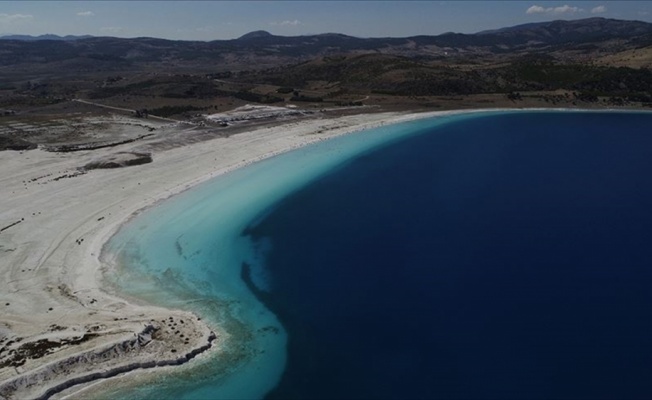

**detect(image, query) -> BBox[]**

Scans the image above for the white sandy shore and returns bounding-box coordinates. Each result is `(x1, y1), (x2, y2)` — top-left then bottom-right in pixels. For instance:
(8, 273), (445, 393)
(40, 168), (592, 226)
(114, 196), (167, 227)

(0, 108), (506, 399)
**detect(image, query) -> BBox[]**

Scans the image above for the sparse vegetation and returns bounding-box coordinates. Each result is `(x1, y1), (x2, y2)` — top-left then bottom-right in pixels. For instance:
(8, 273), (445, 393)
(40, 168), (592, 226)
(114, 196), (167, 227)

(290, 94), (323, 102)
(233, 91), (283, 104)
(276, 87), (294, 94)
(148, 105), (205, 117)
(1, 17), (652, 121)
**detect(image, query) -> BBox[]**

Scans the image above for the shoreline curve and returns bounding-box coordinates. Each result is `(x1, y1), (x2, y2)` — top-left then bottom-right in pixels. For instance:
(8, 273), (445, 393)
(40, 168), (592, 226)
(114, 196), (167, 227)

(0, 107), (621, 399)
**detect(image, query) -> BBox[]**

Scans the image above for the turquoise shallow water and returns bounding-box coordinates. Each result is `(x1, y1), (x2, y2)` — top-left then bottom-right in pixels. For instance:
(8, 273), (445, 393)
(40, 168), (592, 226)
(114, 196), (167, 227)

(102, 112), (481, 399)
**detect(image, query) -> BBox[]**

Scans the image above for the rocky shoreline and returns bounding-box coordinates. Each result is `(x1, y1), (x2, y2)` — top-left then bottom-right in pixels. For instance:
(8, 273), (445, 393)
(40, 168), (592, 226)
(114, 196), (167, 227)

(0, 317), (218, 400)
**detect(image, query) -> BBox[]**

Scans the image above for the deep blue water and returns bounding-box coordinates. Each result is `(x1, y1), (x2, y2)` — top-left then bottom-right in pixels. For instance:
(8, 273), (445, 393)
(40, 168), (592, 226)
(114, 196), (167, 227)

(244, 111), (652, 399)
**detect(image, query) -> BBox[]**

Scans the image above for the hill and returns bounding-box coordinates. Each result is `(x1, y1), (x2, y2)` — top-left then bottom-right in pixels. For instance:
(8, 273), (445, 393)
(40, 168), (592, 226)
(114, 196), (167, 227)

(0, 17), (650, 68)
(1, 17), (652, 119)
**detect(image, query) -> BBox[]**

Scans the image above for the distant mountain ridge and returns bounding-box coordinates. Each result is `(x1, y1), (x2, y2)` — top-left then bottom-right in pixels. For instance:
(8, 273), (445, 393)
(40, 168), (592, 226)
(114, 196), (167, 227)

(0, 17), (650, 68)
(475, 17), (652, 44)
(477, 17), (652, 35)
(0, 34), (93, 41)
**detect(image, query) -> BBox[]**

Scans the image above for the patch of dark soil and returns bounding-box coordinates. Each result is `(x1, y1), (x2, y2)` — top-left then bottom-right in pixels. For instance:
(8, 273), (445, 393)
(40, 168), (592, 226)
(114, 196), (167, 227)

(0, 135), (37, 151)
(83, 151), (153, 169)
(0, 333), (98, 368)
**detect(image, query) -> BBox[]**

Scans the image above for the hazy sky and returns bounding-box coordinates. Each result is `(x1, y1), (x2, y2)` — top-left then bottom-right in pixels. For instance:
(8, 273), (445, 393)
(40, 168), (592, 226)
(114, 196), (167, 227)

(1, 1), (651, 40)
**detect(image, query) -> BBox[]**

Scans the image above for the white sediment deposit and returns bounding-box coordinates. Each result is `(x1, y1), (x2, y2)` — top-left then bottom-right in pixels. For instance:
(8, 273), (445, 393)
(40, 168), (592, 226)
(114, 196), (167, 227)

(206, 104), (313, 124)
(0, 108), (494, 399)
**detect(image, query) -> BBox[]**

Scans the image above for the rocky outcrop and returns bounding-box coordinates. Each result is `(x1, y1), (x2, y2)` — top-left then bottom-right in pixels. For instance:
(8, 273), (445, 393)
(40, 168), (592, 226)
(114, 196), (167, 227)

(0, 325), (217, 400)
(0, 135), (37, 151)
(83, 151), (153, 169)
